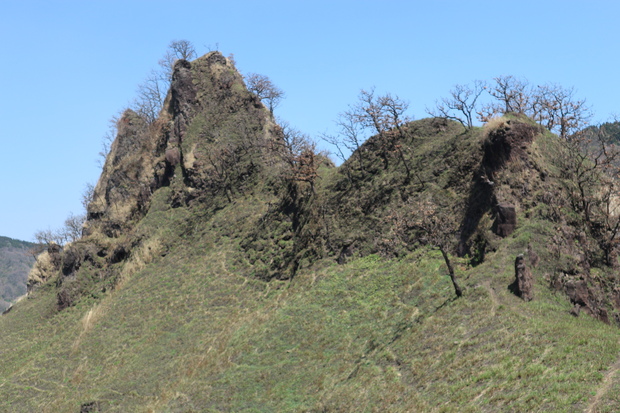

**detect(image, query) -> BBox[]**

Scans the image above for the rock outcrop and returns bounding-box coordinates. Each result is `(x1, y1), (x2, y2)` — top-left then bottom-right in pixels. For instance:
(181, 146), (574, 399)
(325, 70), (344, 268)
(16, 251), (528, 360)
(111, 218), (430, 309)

(84, 51), (273, 238)
(514, 254), (534, 301)
(559, 278), (610, 324)
(26, 243), (62, 293)
(493, 203), (517, 237)
(28, 51), (282, 307)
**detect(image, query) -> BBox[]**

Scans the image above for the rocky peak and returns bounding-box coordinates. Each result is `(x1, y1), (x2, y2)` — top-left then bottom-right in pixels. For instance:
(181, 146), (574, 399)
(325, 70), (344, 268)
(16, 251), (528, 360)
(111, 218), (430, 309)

(85, 51), (272, 238)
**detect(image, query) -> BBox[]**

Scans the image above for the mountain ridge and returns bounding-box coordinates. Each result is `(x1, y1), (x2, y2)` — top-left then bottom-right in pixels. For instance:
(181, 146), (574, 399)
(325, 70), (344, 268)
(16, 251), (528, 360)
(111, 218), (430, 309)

(3, 52), (620, 411)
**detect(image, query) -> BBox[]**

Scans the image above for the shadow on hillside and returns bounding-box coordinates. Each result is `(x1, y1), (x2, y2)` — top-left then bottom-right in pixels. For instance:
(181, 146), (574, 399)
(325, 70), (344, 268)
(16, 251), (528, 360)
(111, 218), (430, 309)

(457, 174), (496, 259)
(457, 119), (538, 261)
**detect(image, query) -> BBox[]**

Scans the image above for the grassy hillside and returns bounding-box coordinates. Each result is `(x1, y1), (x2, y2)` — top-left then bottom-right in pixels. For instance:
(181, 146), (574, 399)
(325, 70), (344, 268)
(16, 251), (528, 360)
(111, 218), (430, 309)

(0, 236), (35, 311)
(3, 114), (620, 412)
(1, 185), (619, 412)
(4, 53), (620, 412)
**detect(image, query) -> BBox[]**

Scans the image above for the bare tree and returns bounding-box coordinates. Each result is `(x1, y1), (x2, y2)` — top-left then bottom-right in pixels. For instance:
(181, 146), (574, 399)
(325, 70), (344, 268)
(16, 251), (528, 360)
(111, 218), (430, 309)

(34, 228), (62, 247)
(390, 195), (463, 298)
(134, 71), (167, 124)
(557, 122), (620, 265)
(479, 76), (591, 140)
(98, 112), (122, 168)
(428, 80), (486, 129)
(131, 40), (197, 124)
(415, 197), (463, 297)
(377, 93), (416, 181)
(488, 75), (531, 115)
(245, 73), (284, 115)
(278, 121), (313, 159)
(379, 93), (410, 136)
(158, 39), (197, 81)
(353, 88), (413, 171)
(62, 213), (86, 244)
(320, 108), (367, 174)
(534, 83), (591, 139)
(81, 183), (95, 212)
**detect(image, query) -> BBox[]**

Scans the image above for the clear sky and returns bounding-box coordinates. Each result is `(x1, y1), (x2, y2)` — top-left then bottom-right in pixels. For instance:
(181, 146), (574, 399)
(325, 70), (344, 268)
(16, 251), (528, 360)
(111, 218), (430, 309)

(1, 0), (619, 241)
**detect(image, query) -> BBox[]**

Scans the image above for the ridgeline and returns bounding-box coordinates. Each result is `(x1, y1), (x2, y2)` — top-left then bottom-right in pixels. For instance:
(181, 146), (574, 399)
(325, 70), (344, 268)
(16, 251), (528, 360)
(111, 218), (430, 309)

(2, 52), (620, 412)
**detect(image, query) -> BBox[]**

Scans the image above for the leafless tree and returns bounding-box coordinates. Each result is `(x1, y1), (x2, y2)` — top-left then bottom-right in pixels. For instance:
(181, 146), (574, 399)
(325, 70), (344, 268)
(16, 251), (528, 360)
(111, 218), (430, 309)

(415, 197), (463, 297)
(478, 76), (591, 140)
(353, 88), (413, 172)
(34, 229), (61, 247)
(557, 122), (620, 265)
(98, 112), (122, 167)
(428, 80), (486, 129)
(487, 75), (531, 115)
(130, 40), (197, 124)
(534, 83), (591, 139)
(33, 212), (85, 248)
(379, 93), (410, 136)
(158, 39), (197, 81)
(62, 213), (85, 244)
(81, 183), (95, 212)
(320, 108), (366, 173)
(377, 92), (416, 181)
(245, 73), (284, 115)
(390, 195), (463, 298)
(278, 121), (313, 159)
(134, 71), (167, 123)
(321, 88), (415, 184)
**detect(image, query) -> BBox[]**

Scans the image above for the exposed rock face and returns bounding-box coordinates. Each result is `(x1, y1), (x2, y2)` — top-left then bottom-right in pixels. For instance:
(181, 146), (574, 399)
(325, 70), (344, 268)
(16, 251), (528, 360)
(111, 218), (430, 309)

(563, 280), (609, 324)
(514, 254), (534, 301)
(459, 118), (538, 256)
(84, 51), (263, 237)
(565, 280), (590, 308)
(493, 203), (516, 237)
(47, 243), (63, 268)
(482, 118), (538, 173)
(27, 51), (282, 307)
(27, 243), (63, 293)
(86, 108), (167, 234)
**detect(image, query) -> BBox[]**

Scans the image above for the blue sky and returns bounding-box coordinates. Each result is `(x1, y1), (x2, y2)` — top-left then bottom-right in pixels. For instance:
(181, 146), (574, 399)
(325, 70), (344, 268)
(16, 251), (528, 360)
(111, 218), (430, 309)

(1, 0), (619, 241)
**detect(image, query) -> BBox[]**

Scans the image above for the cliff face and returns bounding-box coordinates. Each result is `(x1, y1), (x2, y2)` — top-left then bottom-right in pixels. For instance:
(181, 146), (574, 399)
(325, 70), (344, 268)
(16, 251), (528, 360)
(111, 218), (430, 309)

(28, 51), (283, 302)
(86, 52), (275, 236)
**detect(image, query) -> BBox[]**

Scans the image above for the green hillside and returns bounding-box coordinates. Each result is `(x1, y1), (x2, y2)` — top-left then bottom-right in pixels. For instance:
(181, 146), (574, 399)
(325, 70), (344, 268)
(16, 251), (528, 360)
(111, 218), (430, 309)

(0, 236), (35, 311)
(3, 52), (620, 412)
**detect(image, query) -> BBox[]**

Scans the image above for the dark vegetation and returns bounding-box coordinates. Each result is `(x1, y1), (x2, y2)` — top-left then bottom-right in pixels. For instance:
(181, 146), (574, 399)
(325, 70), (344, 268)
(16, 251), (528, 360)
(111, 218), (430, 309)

(5, 46), (620, 411)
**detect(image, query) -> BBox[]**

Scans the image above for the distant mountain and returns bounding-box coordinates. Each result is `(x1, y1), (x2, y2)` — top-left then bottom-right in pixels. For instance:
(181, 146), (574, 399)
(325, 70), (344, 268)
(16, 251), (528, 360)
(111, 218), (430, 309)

(0, 236), (36, 311)
(577, 121), (620, 145)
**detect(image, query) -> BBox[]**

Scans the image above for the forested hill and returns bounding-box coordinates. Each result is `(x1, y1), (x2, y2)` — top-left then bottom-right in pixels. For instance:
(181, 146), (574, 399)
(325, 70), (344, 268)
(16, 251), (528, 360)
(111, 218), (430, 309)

(0, 236), (35, 311)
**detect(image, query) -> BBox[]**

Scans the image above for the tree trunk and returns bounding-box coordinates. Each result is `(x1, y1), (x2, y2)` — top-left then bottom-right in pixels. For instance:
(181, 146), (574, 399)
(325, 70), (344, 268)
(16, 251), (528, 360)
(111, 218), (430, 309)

(440, 247), (463, 298)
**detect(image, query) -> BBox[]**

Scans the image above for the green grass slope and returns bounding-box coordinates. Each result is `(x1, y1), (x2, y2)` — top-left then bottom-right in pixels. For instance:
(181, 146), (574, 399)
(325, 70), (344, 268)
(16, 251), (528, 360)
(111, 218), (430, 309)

(0, 189), (619, 412)
(3, 117), (620, 412)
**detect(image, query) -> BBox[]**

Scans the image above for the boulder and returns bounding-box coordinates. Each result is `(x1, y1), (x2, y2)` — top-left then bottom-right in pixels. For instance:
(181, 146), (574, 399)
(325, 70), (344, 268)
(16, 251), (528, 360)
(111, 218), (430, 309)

(515, 254), (534, 301)
(494, 203), (516, 237)
(564, 280), (590, 308)
(80, 401), (101, 412)
(165, 147), (181, 166)
(47, 243), (63, 269)
(569, 304), (581, 317)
